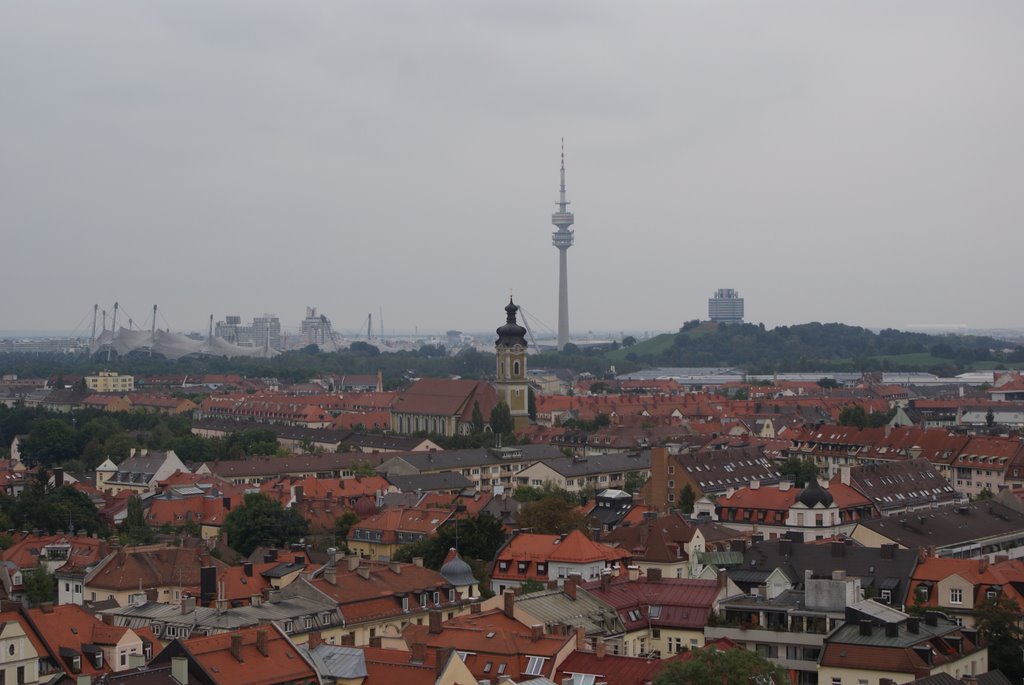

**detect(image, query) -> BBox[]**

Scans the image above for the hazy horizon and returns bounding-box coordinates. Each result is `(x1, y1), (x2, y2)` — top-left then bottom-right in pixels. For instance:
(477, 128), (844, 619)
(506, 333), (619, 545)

(4, 2), (1023, 334)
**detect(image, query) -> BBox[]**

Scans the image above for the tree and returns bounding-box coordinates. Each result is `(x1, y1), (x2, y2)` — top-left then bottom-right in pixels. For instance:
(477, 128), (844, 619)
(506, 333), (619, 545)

(392, 513), (507, 570)
(19, 419), (78, 468)
(222, 493), (309, 556)
(513, 482), (578, 505)
(351, 460), (377, 476)
(974, 597), (1024, 681)
(527, 387), (537, 421)
(470, 401), (485, 434)
(653, 644), (789, 685)
(975, 488), (994, 501)
(520, 579), (546, 594)
(22, 561), (57, 607)
(780, 457), (819, 488)
(986, 408), (996, 427)
(837, 405), (868, 428)
(678, 483), (696, 514)
(623, 471), (648, 495)
(517, 496), (593, 535)
(622, 336), (637, 347)
(333, 511), (360, 546)
(816, 377), (839, 389)
(489, 402), (514, 436)
(11, 481), (107, 536)
(120, 494), (154, 544)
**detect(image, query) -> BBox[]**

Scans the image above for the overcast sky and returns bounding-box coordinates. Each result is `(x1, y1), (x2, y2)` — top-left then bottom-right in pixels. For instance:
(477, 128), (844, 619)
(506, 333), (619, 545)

(3, 2), (1023, 338)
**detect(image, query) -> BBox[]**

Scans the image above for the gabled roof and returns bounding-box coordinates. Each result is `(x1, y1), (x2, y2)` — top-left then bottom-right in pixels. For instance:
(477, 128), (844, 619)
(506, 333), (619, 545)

(556, 650), (665, 685)
(26, 604), (158, 677)
(392, 378), (499, 421)
(495, 530), (632, 567)
(403, 608), (572, 681)
(85, 545), (227, 592)
(157, 624), (315, 685)
(856, 500), (1024, 550)
(581, 575), (720, 631)
(601, 515), (696, 563)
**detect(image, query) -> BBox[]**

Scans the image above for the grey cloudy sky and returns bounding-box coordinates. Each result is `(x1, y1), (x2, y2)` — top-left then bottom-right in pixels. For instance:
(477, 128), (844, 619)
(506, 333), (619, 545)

(3, 2), (1023, 338)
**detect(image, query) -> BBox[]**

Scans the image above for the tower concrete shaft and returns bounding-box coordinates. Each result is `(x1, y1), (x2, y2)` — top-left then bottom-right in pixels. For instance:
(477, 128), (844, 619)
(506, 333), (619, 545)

(551, 140), (575, 351)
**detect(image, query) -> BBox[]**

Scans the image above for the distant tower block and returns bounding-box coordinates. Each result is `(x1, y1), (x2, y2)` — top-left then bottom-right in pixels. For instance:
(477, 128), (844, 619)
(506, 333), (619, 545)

(709, 288), (745, 324)
(551, 140), (576, 351)
(495, 297), (530, 431)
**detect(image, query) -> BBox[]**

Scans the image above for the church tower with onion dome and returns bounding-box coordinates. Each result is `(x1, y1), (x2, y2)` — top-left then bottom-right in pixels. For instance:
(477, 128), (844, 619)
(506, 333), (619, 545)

(495, 297), (530, 431)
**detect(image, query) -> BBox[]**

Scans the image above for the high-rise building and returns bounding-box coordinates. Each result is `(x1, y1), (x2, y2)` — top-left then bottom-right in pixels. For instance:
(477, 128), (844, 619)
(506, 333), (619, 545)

(551, 141), (575, 351)
(214, 314), (281, 350)
(708, 289), (744, 324)
(300, 306), (333, 346)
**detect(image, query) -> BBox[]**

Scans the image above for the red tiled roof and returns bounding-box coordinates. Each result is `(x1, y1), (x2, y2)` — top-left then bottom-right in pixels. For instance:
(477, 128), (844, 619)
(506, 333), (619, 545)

(492, 531), (631, 584)
(392, 379), (499, 422)
(403, 609), (571, 681)
(581, 575), (720, 631)
(556, 650), (664, 685)
(26, 605), (152, 677)
(177, 625), (315, 685)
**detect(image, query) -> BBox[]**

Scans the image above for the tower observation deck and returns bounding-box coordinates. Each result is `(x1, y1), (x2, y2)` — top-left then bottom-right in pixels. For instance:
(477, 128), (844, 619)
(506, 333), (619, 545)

(551, 141), (575, 350)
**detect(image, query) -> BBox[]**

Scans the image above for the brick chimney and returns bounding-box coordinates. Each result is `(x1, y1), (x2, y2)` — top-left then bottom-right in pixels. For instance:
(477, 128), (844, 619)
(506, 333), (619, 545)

(410, 642), (427, 663)
(308, 632), (322, 649)
(596, 641), (607, 659)
(564, 576), (577, 600)
(600, 572), (612, 592)
(575, 626), (587, 650)
(229, 633), (243, 662)
(255, 629), (268, 657)
(978, 558), (989, 574)
(503, 590), (516, 619)
(429, 610), (443, 634)
(531, 624), (543, 641)
(647, 568), (662, 582)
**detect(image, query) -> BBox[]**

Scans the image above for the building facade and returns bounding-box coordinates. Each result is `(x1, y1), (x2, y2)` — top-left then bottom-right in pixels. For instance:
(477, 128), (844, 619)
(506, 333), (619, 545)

(708, 289), (744, 324)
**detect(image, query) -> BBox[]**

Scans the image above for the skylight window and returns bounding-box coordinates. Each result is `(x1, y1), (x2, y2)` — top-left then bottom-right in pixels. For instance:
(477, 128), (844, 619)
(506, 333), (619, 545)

(525, 657), (548, 676)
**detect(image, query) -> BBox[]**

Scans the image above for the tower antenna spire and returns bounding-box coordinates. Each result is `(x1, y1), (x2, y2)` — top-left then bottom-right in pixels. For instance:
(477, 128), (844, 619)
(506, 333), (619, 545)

(551, 139), (576, 351)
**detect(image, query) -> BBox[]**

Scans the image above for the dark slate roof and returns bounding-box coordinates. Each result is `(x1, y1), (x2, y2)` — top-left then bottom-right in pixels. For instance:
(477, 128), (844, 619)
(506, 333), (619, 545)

(385, 472), (474, 493)
(738, 538), (918, 604)
(674, 445), (781, 494)
(849, 458), (957, 512)
(536, 452), (650, 477)
(205, 452), (393, 479)
(977, 671), (1015, 685)
(856, 501), (1024, 550)
(379, 444), (565, 473)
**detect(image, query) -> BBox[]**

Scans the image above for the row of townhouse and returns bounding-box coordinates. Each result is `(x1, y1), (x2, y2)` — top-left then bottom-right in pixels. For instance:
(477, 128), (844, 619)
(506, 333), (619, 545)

(787, 425), (1024, 498)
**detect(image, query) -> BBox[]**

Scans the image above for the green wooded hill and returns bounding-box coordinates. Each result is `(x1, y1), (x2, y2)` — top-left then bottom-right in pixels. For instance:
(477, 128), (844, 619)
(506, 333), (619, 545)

(607, 321), (1024, 375)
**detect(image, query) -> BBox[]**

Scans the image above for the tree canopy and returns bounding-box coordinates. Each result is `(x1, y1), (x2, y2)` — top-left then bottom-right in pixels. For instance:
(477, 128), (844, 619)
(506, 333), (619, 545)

(653, 645), (789, 685)
(392, 513), (507, 570)
(517, 496), (594, 535)
(974, 597), (1024, 681)
(222, 493), (309, 556)
(779, 456), (819, 488)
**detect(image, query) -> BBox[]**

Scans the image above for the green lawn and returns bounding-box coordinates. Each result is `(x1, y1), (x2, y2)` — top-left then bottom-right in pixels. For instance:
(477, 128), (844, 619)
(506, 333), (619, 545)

(606, 332), (676, 360)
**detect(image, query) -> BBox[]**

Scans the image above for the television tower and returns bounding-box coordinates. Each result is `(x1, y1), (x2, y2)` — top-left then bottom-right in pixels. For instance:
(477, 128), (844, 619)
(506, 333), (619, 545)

(551, 139), (575, 351)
